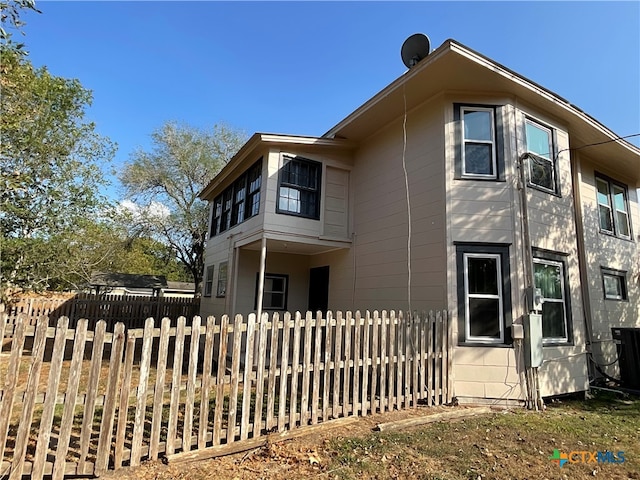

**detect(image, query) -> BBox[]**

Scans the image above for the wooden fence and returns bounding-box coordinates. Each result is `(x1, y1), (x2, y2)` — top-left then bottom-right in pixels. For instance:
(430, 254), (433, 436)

(3, 294), (200, 330)
(0, 309), (452, 479)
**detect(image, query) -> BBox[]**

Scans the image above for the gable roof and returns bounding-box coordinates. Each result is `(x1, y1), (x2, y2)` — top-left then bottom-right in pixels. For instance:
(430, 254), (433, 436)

(89, 272), (168, 290)
(323, 39), (640, 181)
(201, 38), (640, 195)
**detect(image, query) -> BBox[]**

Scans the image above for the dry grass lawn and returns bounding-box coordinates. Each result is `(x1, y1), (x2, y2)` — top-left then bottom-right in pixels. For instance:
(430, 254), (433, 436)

(101, 390), (640, 480)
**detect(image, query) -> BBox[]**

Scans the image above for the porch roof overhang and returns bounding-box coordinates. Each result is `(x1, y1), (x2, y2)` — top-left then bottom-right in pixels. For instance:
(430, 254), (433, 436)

(235, 230), (351, 256)
(323, 39), (640, 184)
(199, 133), (356, 201)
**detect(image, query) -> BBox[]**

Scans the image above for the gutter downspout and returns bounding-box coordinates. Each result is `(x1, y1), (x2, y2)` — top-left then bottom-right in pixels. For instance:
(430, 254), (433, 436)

(570, 154), (595, 380)
(518, 152), (544, 410)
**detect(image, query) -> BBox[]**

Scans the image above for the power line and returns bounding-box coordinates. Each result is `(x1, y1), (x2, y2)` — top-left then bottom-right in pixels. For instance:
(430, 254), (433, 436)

(554, 133), (640, 160)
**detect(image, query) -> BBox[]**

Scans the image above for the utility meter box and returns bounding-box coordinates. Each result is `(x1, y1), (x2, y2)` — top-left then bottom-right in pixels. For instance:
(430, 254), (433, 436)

(525, 287), (544, 312)
(524, 313), (543, 368)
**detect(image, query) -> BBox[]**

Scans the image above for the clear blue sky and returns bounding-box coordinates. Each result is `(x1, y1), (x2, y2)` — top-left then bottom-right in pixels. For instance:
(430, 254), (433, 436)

(22, 1), (640, 198)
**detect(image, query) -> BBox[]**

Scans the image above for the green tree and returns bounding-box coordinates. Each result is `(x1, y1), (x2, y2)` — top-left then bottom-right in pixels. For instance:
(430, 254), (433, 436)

(0, 49), (116, 295)
(0, 0), (40, 53)
(120, 122), (246, 296)
(48, 218), (191, 290)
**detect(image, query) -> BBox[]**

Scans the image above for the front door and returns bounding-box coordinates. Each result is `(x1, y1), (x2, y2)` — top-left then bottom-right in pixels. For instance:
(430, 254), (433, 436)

(308, 266), (329, 314)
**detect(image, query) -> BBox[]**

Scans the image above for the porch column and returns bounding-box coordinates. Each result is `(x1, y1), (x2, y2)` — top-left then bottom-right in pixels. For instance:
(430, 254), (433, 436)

(256, 236), (267, 322)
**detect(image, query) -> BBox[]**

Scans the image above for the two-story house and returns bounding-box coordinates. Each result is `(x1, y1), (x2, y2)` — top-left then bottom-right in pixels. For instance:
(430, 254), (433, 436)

(199, 39), (640, 404)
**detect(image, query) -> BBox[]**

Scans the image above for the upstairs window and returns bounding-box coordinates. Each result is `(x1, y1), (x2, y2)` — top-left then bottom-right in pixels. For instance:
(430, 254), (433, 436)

(210, 197), (222, 237)
(454, 104), (504, 181)
(596, 174), (631, 239)
(210, 159), (262, 237)
(462, 107), (496, 177)
(277, 156), (321, 219)
(526, 119), (557, 194)
(247, 161), (262, 218)
(231, 176), (246, 227)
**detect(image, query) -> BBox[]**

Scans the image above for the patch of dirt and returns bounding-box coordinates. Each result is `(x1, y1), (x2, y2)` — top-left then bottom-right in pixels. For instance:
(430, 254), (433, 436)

(99, 406), (455, 480)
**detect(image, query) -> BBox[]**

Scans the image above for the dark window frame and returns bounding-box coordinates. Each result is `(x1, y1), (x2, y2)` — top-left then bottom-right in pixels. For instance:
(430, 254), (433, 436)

(204, 265), (214, 297)
(247, 161), (262, 219)
(210, 197), (222, 237)
(595, 172), (633, 241)
(254, 273), (289, 311)
(525, 117), (560, 196)
(454, 103), (505, 181)
(455, 243), (512, 346)
(210, 158), (262, 237)
(276, 155), (322, 220)
(532, 248), (573, 346)
(601, 267), (628, 301)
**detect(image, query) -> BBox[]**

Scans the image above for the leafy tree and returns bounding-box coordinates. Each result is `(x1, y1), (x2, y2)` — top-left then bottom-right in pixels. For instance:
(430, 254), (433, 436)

(48, 218), (191, 290)
(120, 122), (247, 296)
(1, 0), (40, 54)
(0, 49), (116, 295)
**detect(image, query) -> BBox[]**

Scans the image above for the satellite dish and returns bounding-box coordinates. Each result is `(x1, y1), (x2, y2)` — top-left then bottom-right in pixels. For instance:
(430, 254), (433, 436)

(401, 33), (431, 68)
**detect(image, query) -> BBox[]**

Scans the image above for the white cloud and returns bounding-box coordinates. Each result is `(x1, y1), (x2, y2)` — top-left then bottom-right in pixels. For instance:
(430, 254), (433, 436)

(118, 199), (170, 220)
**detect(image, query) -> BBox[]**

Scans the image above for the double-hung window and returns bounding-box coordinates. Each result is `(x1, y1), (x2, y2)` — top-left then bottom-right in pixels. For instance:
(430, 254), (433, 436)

(526, 119), (557, 193)
(231, 176), (246, 227)
(602, 268), (628, 301)
(277, 156), (321, 219)
(216, 262), (227, 297)
(596, 175), (631, 239)
(454, 104), (504, 180)
(220, 189), (233, 233)
(247, 161), (262, 218)
(210, 197), (222, 237)
(533, 256), (570, 344)
(461, 107), (497, 177)
(204, 265), (214, 297)
(255, 273), (288, 310)
(456, 244), (511, 345)
(210, 158), (262, 237)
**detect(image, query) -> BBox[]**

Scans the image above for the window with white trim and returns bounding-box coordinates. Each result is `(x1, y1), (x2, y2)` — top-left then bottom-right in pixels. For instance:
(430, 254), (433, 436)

(204, 265), (214, 297)
(216, 262), (227, 297)
(602, 268), (628, 301)
(526, 119), (556, 193)
(461, 107), (497, 178)
(454, 104), (504, 181)
(464, 254), (503, 342)
(533, 257), (569, 344)
(596, 174), (631, 239)
(456, 244), (512, 345)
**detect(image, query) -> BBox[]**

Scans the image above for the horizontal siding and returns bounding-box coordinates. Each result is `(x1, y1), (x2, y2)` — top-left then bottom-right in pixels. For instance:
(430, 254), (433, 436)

(349, 96), (447, 312)
(577, 156), (640, 378)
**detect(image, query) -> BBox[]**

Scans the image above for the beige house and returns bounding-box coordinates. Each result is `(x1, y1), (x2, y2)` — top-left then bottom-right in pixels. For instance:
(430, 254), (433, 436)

(199, 39), (640, 404)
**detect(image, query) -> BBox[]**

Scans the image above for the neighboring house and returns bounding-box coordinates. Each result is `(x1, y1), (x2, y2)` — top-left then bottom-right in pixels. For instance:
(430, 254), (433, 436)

(199, 39), (640, 404)
(89, 273), (195, 298)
